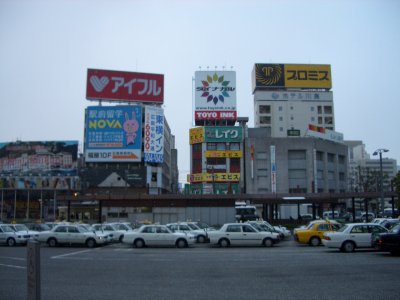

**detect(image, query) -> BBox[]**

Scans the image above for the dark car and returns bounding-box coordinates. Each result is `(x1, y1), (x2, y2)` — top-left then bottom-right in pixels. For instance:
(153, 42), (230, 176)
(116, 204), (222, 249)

(375, 224), (400, 255)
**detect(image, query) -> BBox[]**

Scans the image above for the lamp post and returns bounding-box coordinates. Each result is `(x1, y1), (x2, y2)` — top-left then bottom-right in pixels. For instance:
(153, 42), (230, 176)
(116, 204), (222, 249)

(373, 148), (389, 217)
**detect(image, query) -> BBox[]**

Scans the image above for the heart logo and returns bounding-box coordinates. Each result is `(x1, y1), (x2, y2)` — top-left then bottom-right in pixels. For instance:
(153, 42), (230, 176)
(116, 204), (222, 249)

(90, 76), (109, 92)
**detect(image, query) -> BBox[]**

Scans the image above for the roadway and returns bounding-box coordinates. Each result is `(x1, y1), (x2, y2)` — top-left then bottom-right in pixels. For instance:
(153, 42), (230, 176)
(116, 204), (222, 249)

(1, 240), (399, 300)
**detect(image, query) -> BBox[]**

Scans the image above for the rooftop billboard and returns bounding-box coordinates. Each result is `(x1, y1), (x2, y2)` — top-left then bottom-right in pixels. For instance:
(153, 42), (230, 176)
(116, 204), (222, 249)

(86, 69), (164, 103)
(84, 106), (142, 162)
(194, 71), (237, 121)
(252, 64), (332, 91)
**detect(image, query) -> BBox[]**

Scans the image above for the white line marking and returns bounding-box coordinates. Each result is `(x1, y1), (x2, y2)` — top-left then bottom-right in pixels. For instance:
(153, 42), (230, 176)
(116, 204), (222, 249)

(51, 249), (92, 259)
(0, 256), (25, 261)
(0, 263), (26, 269)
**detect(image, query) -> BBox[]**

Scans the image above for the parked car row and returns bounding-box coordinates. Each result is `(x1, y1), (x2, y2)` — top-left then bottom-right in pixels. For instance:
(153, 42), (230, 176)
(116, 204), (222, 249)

(293, 217), (400, 255)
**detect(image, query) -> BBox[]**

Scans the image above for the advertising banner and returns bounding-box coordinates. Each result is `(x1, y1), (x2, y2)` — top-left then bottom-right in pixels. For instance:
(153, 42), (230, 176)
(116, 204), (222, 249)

(0, 140), (78, 190)
(194, 71), (236, 120)
(144, 106), (164, 163)
(189, 172), (240, 183)
(204, 126), (243, 142)
(194, 110), (237, 121)
(86, 69), (164, 103)
(85, 106), (142, 162)
(189, 127), (205, 144)
(270, 145), (276, 193)
(205, 150), (242, 158)
(306, 124), (344, 143)
(253, 64), (332, 91)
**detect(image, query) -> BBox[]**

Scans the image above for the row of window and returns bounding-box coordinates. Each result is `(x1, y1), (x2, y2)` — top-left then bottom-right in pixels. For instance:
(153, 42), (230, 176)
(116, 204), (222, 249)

(259, 116), (333, 125)
(192, 143), (240, 152)
(259, 105), (333, 114)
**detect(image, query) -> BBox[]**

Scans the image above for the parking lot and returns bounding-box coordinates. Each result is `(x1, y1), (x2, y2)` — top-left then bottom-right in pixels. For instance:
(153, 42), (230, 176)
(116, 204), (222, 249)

(1, 240), (399, 300)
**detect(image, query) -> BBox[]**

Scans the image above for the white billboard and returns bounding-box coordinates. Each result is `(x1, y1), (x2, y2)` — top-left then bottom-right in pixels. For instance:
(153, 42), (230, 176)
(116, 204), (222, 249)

(194, 71), (237, 111)
(254, 91), (333, 102)
(143, 106), (164, 163)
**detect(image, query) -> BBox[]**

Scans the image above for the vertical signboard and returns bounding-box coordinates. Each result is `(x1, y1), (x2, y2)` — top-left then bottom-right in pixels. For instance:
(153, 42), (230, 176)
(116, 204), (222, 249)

(85, 106), (142, 162)
(194, 71), (237, 121)
(144, 106), (164, 163)
(313, 148), (318, 193)
(270, 145), (276, 193)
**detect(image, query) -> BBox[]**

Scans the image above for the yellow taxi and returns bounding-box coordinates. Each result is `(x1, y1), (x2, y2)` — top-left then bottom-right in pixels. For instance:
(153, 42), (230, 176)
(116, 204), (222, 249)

(294, 220), (342, 246)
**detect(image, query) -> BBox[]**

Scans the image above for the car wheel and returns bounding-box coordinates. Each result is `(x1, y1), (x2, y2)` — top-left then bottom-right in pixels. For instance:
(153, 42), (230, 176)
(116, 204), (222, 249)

(7, 238), (16, 247)
(119, 235), (124, 243)
(134, 239), (145, 248)
(176, 239), (187, 248)
(263, 238), (273, 247)
(48, 238), (57, 247)
(341, 241), (355, 253)
(197, 235), (206, 243)
(309, 237), (320, 247)
(86, 238), (96, 248)
(219, 238), (230, 248)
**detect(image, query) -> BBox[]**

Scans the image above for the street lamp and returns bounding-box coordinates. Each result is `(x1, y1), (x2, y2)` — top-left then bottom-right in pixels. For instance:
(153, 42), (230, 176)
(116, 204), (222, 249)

(373, 148), (389, 216)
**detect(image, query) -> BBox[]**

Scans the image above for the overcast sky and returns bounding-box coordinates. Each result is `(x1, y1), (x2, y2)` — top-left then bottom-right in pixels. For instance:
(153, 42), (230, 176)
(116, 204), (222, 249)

(1, 0), (399, 183)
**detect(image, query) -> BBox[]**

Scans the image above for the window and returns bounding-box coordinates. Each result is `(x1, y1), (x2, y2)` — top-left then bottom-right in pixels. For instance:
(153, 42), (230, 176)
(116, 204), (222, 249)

(230, 158), (240, 173)
(327, 153), (335, 162)
(216, 143), (226, 150)
(192, 143), (202, 152)
(229, 143), (240, 150)
(324, 106), (332, 114)
(318, 106), (322, 114)
(318, 117), (323, 124)
(325, 117), (333, 124)
(55, 226), (67, 233)
(350, 226), (368, 233)
(242, 225), (256, 233)
(68, 227), (79, 233)
(317, 224), (330, 231)
(226, 225), (241, 232)
(279, 116), (283, 121)
(207, 143), (216, 150)
(278, 106), (283, 111)
(259, 105), (271, 114)
(311, 117), (315, 122)
(310, 107), (315, 112)
(260, 116), (271, 124)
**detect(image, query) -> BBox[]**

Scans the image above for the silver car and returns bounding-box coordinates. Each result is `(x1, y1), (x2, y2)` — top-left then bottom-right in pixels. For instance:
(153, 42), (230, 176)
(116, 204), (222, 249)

(38, 224), (108, 248)
(0, 224), (29, 246)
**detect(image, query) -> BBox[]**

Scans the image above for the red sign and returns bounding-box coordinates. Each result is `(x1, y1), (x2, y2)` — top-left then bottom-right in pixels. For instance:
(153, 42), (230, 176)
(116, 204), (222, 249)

(194, 110), (237, 121)
(86, 69), (164, 103)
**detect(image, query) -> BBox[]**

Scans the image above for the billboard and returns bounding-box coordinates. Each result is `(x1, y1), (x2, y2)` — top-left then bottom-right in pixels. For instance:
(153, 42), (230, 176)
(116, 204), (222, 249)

(306, 124), (344, 143)
(85, 106), (142, 162)
(194, 71), (236, 121)
(86, 69), (164, 103)
(188, 172), (240, 183)
(0, 141), (79, 190)
(143, 106), (164, 163)
(252, 64), (332, 91)
(204, 126), (242, 143)
(81, 168), (146, 188)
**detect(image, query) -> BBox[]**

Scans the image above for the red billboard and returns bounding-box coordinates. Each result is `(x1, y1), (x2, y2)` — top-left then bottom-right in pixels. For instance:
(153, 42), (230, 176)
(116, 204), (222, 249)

(86, 69), (164, 103)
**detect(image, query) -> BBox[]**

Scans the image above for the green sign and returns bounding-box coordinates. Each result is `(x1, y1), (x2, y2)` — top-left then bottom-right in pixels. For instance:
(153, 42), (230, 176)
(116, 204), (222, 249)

(204, 126), (243, 142)
(287, 129), (300, 137)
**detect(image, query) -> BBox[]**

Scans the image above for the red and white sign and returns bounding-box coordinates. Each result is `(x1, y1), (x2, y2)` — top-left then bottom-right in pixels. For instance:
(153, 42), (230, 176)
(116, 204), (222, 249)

(86, 69), (164, 103)
(194, 110), (237, 121)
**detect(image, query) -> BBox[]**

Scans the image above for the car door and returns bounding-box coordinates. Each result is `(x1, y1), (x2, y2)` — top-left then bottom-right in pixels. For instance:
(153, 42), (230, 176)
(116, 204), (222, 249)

(0, 226), (5, 244)
(225, 224), (243, 245)
(53, 226), (69, 243)
(156, 226), (175, 246)
(67, 226), (83, 244)
(241, 224), (262, 245)
(140, 226), (157, 246)
(349, 225), (370, 247)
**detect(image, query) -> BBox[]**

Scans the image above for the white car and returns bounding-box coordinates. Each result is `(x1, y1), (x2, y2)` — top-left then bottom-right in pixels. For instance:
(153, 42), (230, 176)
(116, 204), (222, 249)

(166, 222), (208, 243)
(122, 225), (195, 248)
(322, 223), (388, 252)
(38, 224), (108, 248)
(208, 223), (280, 247)
(92, 223), (125, 242)
(9, 224), (40, 240)
(0, 224), (29, 246)
(76, 224), (112, 243)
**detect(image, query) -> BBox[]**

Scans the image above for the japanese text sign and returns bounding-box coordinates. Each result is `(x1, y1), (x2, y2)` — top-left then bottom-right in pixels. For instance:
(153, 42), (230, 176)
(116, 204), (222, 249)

(85, 106), (142, 162)
(86, 69), (164, 103)
(144, 106), (164, 163)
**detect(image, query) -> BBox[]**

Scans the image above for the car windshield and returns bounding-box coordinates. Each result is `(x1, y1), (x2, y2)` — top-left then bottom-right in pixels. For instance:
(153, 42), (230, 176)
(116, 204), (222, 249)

(15, 224), (29, 231)
(1, 225), (14, 232)
(187, 223), (200, 230)
(389, 224), (400, 233)
(337, 225), (349, 232)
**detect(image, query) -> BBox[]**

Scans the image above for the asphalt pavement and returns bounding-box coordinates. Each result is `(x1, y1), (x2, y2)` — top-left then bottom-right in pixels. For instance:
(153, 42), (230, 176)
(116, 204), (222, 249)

(1, 240), (399, 300)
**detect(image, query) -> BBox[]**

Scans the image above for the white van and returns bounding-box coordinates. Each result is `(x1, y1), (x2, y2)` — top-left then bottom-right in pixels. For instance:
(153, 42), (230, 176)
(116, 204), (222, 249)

(322, 211), (339, 219)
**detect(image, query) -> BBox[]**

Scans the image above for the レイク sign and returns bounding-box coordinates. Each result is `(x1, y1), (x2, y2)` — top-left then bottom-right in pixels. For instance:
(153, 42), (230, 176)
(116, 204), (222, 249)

(86, 69), (164, 103)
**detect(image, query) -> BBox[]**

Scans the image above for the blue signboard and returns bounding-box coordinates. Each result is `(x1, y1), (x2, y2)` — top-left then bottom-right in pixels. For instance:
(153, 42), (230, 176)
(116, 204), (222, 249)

(85, 106), (142, 162)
